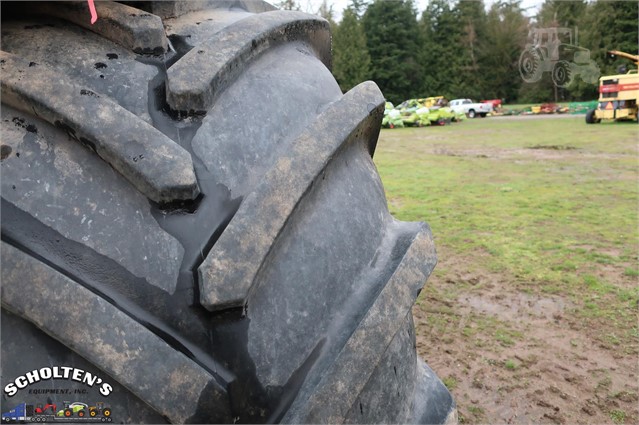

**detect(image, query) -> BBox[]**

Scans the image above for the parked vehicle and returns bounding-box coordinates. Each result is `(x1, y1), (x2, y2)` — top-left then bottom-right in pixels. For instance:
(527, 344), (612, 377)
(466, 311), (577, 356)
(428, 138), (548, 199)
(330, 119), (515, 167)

(481, 99), (502, 110)
(586, 50), (638, 124)
(449, 98), (492, 118)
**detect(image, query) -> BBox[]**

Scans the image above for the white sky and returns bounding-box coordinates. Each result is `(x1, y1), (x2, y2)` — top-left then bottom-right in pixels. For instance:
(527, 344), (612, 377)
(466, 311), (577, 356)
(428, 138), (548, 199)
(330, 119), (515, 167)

(300, 0), (543, 21)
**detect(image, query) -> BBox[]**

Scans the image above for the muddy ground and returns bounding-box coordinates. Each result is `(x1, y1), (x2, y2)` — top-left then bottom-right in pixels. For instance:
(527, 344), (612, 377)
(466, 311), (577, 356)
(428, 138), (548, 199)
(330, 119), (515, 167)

(414, 246), (638, 424)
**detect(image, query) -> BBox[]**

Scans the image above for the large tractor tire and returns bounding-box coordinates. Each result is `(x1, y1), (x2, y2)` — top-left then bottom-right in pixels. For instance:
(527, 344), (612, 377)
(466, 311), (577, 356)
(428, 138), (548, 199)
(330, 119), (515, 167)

(0, 2), (455, 423)
(585, 108), (600, 124)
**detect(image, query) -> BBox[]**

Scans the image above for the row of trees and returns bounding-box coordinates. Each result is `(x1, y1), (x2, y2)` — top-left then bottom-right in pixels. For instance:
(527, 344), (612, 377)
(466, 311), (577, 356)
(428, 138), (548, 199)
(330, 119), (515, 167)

(294, 0), (638, 104)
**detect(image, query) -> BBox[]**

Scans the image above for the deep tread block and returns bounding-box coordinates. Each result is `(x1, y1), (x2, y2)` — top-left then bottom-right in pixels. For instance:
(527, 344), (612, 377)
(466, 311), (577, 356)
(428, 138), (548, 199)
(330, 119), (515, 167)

(149, 0), (276, 19)
(35, 1), (168, 54)
(282, 224), (437, 423)
(0, 51), (200, 204)
(1, 242), (231, 424)
(166, 10), (331, 113)
(197, 82), (385, 311)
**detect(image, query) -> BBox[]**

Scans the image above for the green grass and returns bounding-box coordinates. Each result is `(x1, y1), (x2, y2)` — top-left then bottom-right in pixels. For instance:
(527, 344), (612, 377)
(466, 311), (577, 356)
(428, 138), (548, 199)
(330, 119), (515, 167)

(467, 406), (485, 417)
(504, 359), (518, 370)
(442, 376), (458, 391)
(624, 267), (639, 277)
(610, 409), (627, 424)
(375, 117), (639, 350)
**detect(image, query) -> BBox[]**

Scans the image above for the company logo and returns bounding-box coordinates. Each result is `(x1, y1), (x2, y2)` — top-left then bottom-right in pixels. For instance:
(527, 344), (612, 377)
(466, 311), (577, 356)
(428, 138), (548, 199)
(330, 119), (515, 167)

(4, 367), (112, 398)
(2, 400), (113, 423)
(519, 26), (600, 87)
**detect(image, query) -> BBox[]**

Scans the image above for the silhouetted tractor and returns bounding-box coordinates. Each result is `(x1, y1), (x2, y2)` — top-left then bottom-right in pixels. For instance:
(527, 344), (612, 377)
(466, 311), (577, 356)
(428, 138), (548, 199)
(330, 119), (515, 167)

(519, 27), (600, 87)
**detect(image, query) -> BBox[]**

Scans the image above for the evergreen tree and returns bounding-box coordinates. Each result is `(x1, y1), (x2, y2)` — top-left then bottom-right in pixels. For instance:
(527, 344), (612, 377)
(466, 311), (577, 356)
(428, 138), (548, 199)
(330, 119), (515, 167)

(417, 0), (491, 100)
(419, 0), (462, 99)
(478, 0), (529, 102)
(276, 0), (299, 11)
(452, 0), (487, 99)
(316, 0), (336, 24)
(333, 5), (371, 92)
(348, 0), (369, 19)
(362, 0), (421, 104)
(537, 0), (586, 29)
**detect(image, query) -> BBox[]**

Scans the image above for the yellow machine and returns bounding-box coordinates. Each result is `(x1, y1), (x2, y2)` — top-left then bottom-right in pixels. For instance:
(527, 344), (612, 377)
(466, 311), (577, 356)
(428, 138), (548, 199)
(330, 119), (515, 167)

(586, 50), (639, 123)
(413, 96), (445, 108)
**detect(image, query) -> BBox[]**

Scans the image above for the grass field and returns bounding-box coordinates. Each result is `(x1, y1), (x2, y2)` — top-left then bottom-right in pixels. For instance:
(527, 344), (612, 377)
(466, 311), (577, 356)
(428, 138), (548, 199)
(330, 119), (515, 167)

(374, 116), (638, 424)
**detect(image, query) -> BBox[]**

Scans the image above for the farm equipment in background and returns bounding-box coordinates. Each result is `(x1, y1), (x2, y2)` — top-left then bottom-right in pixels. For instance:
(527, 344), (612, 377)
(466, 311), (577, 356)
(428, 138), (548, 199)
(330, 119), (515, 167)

(382, 98), (465, 128)
(414, 96), (446, 108)
(519, 27), (600, 87)
(481, 99), (502, 112)
(586, 50), (639, 124)
(531, 103), (569, 114)
(382, 102), (405, 128)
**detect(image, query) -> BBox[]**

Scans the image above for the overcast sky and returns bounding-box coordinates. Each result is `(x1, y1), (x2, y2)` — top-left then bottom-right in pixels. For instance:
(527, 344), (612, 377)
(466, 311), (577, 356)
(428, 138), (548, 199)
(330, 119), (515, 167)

(300, 0), (543, 21)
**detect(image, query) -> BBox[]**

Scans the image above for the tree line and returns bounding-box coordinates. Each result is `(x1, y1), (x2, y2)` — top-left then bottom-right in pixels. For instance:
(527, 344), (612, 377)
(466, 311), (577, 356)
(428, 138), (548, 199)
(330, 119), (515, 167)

(283, 0), (638, 105)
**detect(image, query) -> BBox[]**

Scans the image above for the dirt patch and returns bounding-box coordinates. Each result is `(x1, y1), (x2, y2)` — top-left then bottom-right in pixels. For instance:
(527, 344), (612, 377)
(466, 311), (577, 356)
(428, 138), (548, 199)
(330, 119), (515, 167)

(431, 146), (632, 161)
(414, 248), (638, 424)
(527, 144), (577, 150)
(458, 291), (573, 323)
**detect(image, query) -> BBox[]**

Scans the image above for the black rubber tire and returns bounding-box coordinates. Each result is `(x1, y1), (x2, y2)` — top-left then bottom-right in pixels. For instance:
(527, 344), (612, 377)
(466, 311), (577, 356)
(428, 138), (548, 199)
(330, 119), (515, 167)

(468, 109), (476, 118)
(585, 108), (599, 124)
(0, 2), (454, 424)
(479, 112), (487, 118)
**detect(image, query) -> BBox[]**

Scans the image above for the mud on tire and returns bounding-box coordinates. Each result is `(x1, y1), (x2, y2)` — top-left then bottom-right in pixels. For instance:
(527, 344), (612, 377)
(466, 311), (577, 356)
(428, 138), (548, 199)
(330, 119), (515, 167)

(0, 1), (455, 423)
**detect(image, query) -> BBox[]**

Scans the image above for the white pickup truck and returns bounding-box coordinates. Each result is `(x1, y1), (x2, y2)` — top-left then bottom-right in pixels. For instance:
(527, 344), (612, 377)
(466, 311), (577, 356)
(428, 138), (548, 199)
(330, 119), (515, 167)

(449, 99), (492, 118)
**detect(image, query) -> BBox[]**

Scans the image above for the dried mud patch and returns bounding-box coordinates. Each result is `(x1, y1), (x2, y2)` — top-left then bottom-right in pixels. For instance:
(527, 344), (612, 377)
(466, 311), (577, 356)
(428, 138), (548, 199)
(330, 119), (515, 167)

(414, 248), (638, 424)
(431, 146), (632, 161)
